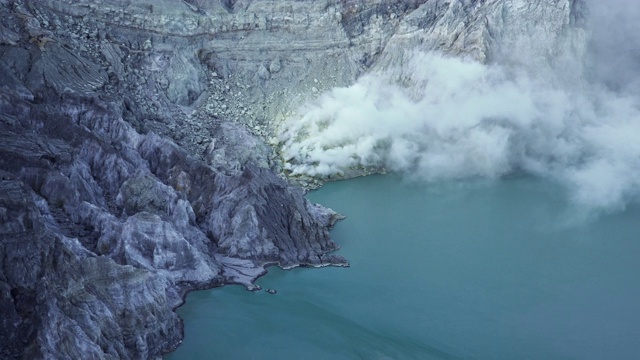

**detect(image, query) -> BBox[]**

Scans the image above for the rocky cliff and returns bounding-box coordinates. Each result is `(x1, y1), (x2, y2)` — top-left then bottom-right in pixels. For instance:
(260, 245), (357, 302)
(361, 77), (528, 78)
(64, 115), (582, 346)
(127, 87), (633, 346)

(0, 0), (587, 358)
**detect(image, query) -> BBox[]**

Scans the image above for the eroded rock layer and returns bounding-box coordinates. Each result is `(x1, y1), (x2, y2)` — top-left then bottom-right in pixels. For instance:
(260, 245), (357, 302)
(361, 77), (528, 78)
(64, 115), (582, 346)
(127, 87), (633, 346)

(0, 0), (355, 358)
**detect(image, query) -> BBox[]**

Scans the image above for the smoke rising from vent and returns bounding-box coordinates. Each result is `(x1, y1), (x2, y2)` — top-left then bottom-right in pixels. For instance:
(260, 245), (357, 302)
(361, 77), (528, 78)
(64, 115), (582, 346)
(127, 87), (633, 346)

(278, 0), (640, 212)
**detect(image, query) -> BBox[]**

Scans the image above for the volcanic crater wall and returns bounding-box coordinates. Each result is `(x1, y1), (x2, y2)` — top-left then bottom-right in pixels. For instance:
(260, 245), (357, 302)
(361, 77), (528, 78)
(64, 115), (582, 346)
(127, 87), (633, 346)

(0, 0), (585, 358)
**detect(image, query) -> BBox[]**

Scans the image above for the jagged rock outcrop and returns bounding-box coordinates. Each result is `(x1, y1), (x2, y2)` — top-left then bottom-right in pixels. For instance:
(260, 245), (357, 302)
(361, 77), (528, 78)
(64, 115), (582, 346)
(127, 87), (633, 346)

(0, 0), (588, 358)
(0, 85), (346, 358)
(0, 0), (354, 357)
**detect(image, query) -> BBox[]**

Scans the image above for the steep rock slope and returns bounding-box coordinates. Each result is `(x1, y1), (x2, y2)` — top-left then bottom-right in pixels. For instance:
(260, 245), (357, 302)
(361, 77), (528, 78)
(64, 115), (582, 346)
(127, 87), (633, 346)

(0, 0), (354, 358)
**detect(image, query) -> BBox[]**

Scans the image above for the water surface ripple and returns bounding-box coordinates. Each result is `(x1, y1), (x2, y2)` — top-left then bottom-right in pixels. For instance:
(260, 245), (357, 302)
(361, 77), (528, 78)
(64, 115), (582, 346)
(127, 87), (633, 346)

(169, 175), (640, 359)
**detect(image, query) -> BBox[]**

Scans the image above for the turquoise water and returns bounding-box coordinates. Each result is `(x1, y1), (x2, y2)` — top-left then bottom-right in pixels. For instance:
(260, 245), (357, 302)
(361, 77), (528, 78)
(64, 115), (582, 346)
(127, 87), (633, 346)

(168, 175), (640, 359)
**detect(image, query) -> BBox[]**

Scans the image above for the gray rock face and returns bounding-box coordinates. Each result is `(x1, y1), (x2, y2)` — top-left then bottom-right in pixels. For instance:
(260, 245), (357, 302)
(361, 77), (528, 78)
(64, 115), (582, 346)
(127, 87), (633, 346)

(0, 88), (345, 357)
(0, 1), (350, 358)
(31, 0), (432, 138)
(0, 180), (181, 359)
(0, 0), (587, 358)
(371, 0), (588, 84)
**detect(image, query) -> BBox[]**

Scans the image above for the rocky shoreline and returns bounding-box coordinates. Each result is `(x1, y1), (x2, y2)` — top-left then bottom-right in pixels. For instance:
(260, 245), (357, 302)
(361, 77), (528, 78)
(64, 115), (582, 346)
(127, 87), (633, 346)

(0, 1), (354, 358)
(0, 0), (587, 358)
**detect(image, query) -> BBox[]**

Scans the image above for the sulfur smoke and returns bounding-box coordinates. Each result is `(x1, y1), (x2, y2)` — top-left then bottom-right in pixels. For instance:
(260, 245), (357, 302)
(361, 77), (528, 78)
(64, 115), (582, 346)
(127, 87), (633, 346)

(278, 0), (640, 212)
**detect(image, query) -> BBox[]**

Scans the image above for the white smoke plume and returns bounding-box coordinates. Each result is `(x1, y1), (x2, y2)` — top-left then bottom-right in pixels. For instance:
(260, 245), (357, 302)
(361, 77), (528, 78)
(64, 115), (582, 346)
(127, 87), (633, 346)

(278, 0), (640, 212)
